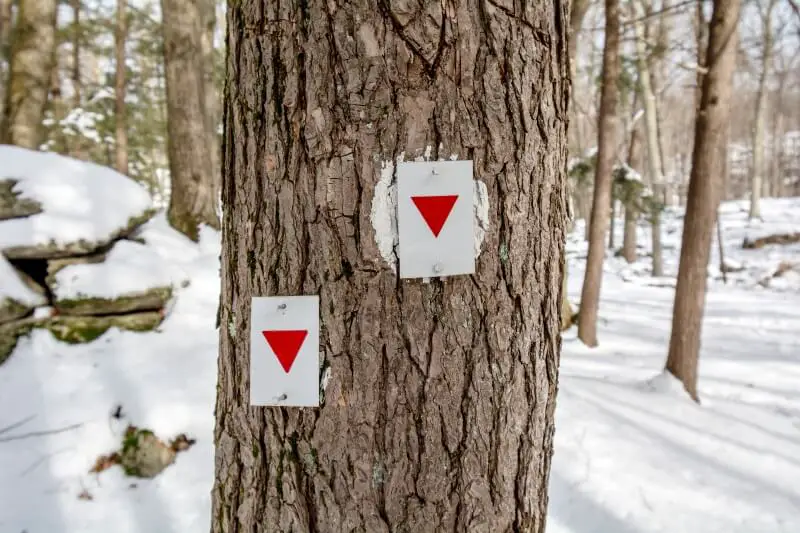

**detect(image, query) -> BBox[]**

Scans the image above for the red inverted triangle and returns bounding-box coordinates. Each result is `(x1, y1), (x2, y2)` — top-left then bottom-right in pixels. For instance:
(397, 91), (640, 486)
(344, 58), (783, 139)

(262, 330), (308, 373)
(411, 195), (458, 237)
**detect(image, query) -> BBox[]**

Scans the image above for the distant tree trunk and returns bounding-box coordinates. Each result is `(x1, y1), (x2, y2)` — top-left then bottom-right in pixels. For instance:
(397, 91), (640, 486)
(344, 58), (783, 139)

(749, 0), (777, 219)
(71, 0), (81, 107)
(578, 0), (620, 347)
(211, 1), (569, 530)
(633, 10), (664, 277)
(1, 0), (58, 149)
(161, 0), (219, 239)
(623, 125), (643, 263)
(0, 0), (12, 110)
(666, 0), (741, 402)
(200, 0), (220, 213)
(115, 0), (128, 175)
(608, 193), (616, 250)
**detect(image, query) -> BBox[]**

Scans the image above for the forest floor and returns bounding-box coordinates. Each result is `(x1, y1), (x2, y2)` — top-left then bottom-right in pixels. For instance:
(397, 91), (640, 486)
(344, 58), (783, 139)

(1, 198), (799, 532)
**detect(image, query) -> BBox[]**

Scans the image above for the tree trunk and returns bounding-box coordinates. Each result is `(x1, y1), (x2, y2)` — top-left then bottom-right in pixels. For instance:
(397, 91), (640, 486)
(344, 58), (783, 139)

(115, 0), (128, 175)
(666, 0), (741, 402)
(161, 0), (220, 240)
(622, 125), (643, 263)
(0, 0), (12, 113)
(578, 0), (620, 347)
(71, 0), (81, 108)
(1, 0), (58, 149)
(749, 0), (776, 220)
(633, 8), (663, 277)
(211, 1), (570, 531)
(608, 193), (616, 250)
(200, 0), (220, 214)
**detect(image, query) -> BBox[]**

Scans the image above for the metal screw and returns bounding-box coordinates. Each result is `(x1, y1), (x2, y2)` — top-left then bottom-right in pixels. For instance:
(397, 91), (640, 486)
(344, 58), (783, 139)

(431, 168), (438, 176)
(278, 303), (286, 310)
(275, 393), (287, 401)
(433, 262), (443, 274)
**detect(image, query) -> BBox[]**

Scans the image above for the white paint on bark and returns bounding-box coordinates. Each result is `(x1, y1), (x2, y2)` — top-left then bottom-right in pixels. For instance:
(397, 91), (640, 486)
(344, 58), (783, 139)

(370, 149), (490, 271)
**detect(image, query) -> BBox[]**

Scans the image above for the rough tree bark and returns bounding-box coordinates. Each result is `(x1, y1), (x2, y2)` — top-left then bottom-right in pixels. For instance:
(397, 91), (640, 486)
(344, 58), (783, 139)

(578, 0), (620, 347)
(666, 0), (741, 402)
(211, 1), (570, 531)
(633, 5), (664, 277)
(749, 0), (777, 219)
(161, 0), (219, 240)
(1, 0), (58, 148)
(115, 0), (128, 175)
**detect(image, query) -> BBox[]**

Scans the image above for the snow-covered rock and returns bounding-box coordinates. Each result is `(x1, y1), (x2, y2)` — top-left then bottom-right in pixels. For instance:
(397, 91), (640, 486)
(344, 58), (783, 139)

(0, 145), (154, 259)
(0, 255), (46, 324)
(49, 239), (181, 316)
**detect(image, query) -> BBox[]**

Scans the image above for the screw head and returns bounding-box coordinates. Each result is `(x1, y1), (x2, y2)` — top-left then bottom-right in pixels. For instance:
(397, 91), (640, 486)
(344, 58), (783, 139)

(433, 262), (443, 274)
(278, 303), (287, 310)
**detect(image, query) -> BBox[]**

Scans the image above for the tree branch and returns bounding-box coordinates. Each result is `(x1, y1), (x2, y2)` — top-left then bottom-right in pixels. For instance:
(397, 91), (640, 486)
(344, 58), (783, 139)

(0, 422), (83, 443)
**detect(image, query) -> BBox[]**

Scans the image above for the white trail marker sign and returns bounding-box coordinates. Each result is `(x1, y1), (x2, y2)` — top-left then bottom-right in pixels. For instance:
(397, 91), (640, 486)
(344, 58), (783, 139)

(250, 295), (319, 407)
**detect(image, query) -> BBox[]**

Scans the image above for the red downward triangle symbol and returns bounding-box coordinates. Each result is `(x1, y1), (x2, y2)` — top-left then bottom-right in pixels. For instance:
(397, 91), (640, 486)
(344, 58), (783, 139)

(262, 330), (308, 373)
(411, 195), (459, 237)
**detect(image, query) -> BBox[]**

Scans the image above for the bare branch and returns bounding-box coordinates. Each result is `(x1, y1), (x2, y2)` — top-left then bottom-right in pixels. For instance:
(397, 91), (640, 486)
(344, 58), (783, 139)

(0, 422), (83, 443)
(0, 415), (36, 436)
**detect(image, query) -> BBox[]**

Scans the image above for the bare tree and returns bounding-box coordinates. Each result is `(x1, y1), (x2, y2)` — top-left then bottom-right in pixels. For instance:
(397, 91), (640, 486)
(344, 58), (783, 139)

(578, 0), (621, 347)
(1, 0), (58, 148)
(161, 0), (219, 239)
(666, 0), (741, 401)
(749, 0), (778, 219)
(633, 1), (665, 276)
(115, 0), (128, 175)
(211, 0), (569, 530)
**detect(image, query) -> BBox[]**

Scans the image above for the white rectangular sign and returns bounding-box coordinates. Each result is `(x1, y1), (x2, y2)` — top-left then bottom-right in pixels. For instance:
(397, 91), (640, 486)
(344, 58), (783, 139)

(397, 160), (475, 279)
(250, 295), (319, 407)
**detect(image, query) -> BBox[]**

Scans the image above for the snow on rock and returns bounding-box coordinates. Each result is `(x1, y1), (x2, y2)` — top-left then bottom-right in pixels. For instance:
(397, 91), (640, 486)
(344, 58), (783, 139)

(0, 255), (46, 315)
(50, 214), (198, 316)
(0, 145), (153, 258)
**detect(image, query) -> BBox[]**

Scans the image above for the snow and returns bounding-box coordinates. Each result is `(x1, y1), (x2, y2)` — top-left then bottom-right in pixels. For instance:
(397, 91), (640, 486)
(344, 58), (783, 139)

(1, 194), (800, 532)
(52, 214), (199, 301)
(0, 145), (152, 251)
(0, 255), (46, 307)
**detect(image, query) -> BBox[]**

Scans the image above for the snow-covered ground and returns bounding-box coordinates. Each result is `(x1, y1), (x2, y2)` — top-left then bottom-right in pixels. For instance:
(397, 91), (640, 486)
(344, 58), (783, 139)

(1, 193), (799, 532)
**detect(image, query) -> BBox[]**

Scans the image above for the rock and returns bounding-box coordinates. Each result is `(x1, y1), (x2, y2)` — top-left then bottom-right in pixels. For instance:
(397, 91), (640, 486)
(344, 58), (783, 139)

(1, 256), (46, 324)
(119, 426), (176, 478)
(2, 209), (155, 260)
(46, 311), (163, 344)
(47, 251), (108, 278)
(0, 179), (42, 220)
(54, 287), (172, 317)
(0, 316), (42, 365)
(0, 145), (154, 259)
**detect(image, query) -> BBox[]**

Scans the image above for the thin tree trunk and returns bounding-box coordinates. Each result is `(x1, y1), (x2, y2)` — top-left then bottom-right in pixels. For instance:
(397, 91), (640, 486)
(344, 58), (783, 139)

(609, 193), (616, 250)
(115, 0), (128, 175)
(161, 0), (219, 240)
(0, 0), (12, 114)
(578, 0), (620, 347)
(71, 0), (81, 107)
(666, 0), (741, 402)
(623, 124), (644, 263)
(633, 7), (664, 277)
(1, 0), (58, 148)
(200, 0), (220, 214)
(749, 0), (777, 219)
(211, 1), (569, 530)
